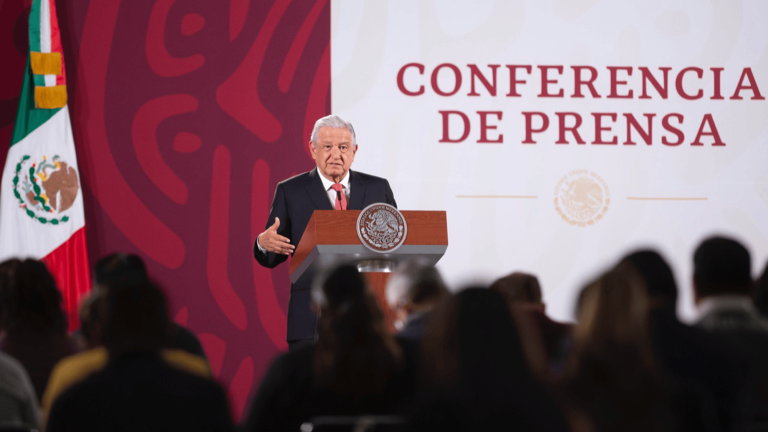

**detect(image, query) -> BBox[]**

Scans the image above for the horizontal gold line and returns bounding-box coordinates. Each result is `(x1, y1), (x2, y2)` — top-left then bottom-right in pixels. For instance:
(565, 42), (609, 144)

(456, 195), (538, 199)
(626, 197), (708, 201)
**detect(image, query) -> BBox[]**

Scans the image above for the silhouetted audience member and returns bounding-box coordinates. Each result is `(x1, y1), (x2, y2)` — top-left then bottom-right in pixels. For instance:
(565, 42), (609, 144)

(693, 237), (768, 424)
(94, 253), (207, 359)
(490, 272), (543, 306)
(693, 237), (765, 331)
(42, 282), (210, 424)
(0, 350), (40, 429)
(410, 288), (570, 432)
(242, 264), (418, 432)
(490, 272), (572, 378)
(623, 250), (744, 432)
(47, 280), (233, 432)
(754, 261), (768, 318)
(559, 263), (713, 432)
(0, 259), (78, 403)
(386, 260), (448, 340)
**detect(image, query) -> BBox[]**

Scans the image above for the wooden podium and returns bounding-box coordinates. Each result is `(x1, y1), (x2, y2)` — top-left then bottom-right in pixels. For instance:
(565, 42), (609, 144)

(289, 210), (448, 331)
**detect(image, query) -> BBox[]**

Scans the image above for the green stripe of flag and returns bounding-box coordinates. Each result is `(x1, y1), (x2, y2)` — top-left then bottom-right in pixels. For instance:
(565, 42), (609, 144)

(29, 0), (41, 53)
(11, 57), (60, 147)
(29, 0), (45, 87)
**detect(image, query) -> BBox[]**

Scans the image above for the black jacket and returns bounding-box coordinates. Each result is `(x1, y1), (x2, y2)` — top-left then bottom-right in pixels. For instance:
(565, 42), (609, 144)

(254, 168), (396, 341)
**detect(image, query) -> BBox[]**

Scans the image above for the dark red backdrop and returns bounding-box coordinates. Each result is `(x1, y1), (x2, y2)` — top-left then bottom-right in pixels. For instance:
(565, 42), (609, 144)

(0, 0), (330, 420)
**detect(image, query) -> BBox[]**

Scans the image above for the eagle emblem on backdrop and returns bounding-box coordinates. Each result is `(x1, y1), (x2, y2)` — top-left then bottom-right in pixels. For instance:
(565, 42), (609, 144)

(357, 203), (407, 253)
(554, 170), (610, 227)
(11, 155), (79, 225)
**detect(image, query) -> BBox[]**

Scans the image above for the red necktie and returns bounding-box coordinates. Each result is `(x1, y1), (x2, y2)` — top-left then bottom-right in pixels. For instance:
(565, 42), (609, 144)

(330, 183), (347, 210)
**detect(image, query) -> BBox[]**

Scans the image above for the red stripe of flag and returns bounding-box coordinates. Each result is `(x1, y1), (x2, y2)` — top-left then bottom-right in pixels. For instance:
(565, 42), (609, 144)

(41, 227), (90, 332)
(47, 0), (66, 86)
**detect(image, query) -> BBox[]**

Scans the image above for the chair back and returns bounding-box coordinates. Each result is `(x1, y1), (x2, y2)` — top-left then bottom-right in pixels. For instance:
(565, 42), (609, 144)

(0, 424), (36, 432)
(301, 415), (406, 432)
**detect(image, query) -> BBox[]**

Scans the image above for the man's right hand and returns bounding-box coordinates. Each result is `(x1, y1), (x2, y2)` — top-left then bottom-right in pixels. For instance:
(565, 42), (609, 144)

(258, 217), (295, 255)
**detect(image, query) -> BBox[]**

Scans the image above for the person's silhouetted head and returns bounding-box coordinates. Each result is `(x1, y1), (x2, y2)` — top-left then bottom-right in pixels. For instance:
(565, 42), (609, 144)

(313, 264), (368, 312)
(755, 261), (768, 317)
(102, 280), (168, 357)
(418, 288), (570, 432)
(490, 272), (543, 309)
(311, 264), (401, 395)
(693, 236), (753, 302)
(622, 250), (678, 308)
(0, 259), (66, 335)
(572, 262), (652, 362)
(94, 253), (149, 287)
(421, 288), (532, 396)
(89, 253), (153, 349)
(563, 262), (675, 432)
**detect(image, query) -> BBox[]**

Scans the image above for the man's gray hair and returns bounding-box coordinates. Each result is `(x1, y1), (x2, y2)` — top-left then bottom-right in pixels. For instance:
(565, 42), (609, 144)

(386, 260), (447, 308)
(310, 115), (357, 147)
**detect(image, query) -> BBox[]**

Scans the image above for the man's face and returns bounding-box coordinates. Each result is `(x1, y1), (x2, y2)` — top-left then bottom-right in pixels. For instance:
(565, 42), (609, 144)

(310, 127), (357, 182)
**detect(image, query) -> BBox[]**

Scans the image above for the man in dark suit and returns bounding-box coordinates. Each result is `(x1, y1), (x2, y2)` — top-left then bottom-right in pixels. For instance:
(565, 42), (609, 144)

(623, 250), (745, 432)
(692, 237), (768, 426)
(254, 115), (396, 348)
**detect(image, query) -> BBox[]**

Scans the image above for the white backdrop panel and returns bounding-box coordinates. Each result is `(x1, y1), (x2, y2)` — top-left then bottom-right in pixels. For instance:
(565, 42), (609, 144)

(331, 0), (768, 322)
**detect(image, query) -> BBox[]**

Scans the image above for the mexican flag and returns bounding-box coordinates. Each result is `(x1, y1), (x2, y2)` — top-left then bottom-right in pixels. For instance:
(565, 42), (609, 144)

(0, 0), (90, 331)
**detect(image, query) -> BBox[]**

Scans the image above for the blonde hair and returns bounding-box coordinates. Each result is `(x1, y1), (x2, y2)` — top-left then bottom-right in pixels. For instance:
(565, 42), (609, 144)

(562, 263), (670, 432)
(573, 262), (653, 365)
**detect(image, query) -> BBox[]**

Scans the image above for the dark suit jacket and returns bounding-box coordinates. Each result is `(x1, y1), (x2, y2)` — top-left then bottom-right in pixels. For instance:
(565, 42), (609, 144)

(695, 302), (768, 424)
(254, 168), (396, 341)
(650, 307), (745, 432)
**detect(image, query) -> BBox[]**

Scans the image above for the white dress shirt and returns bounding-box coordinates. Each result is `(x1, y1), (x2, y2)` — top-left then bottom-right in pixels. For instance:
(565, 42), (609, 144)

(695, 295), (761, 322)
(695, 294), (768, 333)
(257, 171), (351, 253)
(317, 171), (351, 208)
